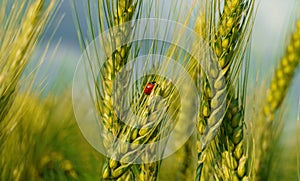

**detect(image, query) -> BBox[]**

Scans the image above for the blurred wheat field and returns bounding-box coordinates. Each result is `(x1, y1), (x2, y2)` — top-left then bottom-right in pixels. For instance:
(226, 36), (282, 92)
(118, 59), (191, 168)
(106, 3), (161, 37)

(0, 0), (300, 181)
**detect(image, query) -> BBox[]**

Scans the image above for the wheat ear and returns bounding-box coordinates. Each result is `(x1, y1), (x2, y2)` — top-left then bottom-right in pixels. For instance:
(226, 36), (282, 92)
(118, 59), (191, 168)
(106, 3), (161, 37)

(264, 20), (300, 119)
(95, 0), (140, 179)
(98, 0), (138, 138)
(0, 0), (54, 121)
(102, 78), (174, 180)
(212, 1), (254, 180)
(195, 0), (254, 180)
(256, 19), (300, 180)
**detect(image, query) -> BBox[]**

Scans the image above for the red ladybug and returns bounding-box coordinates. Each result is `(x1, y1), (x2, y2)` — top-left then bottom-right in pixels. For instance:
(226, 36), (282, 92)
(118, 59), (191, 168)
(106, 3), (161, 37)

(144, 82), (156, 95)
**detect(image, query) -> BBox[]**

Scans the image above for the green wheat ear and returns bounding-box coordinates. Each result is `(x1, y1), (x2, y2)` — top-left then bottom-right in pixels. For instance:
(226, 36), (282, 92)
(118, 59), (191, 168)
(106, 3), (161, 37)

(255, 19), (300, 180)
(100, 1), (144, 180)
(264, 20), (300, 119)
(73, 0), (144, 179)
(194, 0), (254, 180)
(0, 0), (55, 121)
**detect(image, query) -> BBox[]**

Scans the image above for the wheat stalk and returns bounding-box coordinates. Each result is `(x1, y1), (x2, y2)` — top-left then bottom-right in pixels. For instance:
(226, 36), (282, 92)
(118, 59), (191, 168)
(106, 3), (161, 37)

(0, 0), (54, 121)
(97, 0), (138, 136)
(255, 19), (300, 180)
(79, 0), (141, 179)
(195, 0), (254, 180)
(85, 1), (179, 180)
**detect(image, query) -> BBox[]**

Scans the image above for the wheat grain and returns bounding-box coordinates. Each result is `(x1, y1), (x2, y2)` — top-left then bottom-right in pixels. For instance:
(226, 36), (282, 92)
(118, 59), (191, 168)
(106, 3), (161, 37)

(213, 99), (249, 181)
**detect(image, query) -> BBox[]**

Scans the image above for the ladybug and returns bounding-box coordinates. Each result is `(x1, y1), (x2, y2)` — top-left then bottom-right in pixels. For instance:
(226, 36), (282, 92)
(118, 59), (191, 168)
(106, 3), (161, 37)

(144, 82), (156, 95)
